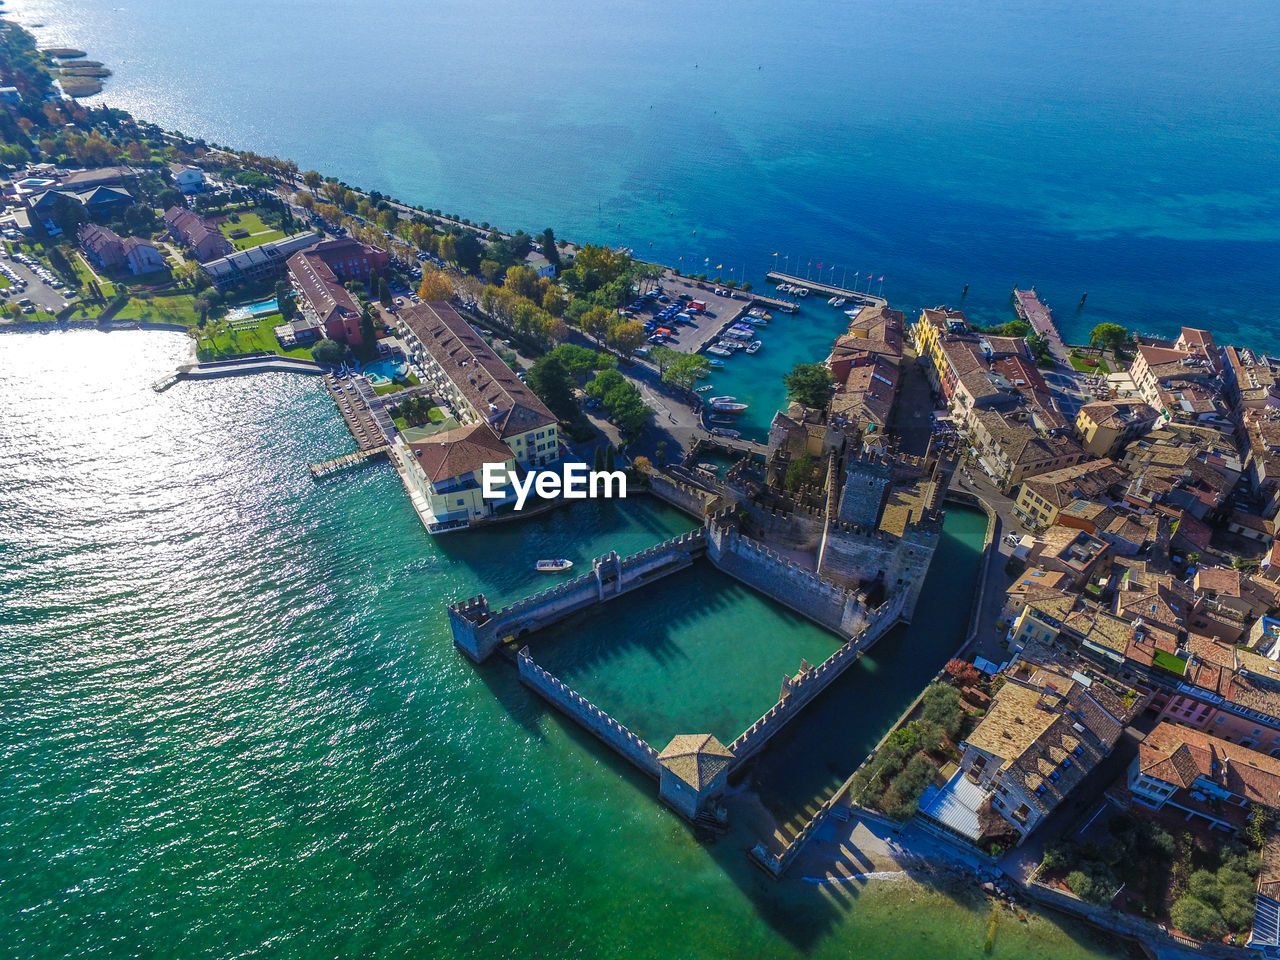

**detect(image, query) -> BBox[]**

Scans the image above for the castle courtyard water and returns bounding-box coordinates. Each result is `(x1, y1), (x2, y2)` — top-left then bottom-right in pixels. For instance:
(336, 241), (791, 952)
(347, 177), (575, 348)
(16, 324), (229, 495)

(1, 331), (1126, 959)
(526, 558), (845, 746)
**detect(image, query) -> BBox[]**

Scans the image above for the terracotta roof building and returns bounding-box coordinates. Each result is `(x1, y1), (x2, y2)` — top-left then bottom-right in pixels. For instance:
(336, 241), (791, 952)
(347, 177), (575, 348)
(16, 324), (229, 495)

(164, 205), (232, 262)
(1129, 721), (1280, 830)
(398, 301), (558, 467)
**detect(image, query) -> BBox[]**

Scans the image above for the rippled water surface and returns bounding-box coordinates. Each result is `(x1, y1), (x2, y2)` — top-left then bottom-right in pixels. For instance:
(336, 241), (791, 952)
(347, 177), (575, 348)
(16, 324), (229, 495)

(0, 331), (1131, 959)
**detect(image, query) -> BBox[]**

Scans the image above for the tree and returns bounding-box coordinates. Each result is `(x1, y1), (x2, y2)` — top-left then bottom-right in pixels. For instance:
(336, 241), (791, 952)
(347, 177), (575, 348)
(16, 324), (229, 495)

(418, 270), (454, 302)
(453, 232), (484, 272)
(504, 264), (540, 301)
(302, 170), (322, 193)
(663, 354), (710, 392)
(1170, 896), (1225, 940)
(606, 319), (646, 357)
(1090, 322), (1133, 355)
(311, 338), (345, 364)
(920, 683), (964, 737)
(378, 277), (393, 308)
(594, 446), (605, 471)
(360, 302), (376, 347)
(541, 228), (560, 269)
(648, 345), (678, 375)
(785, 452), (818, 491)
(606, 446), (616, 471)
(437, 234), (456, 263)
(580, 305), (613, 341)
(526, 354), (578, 421)
(783, 362), (835, 409)
(275, 279), (295, 321)
(541, 287), (567, 318)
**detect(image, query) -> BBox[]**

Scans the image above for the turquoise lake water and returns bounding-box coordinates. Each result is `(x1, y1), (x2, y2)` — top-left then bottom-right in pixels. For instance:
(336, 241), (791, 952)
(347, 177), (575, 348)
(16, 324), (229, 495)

(9, 0), (1280, 350)
(0, 331), (1125, 959)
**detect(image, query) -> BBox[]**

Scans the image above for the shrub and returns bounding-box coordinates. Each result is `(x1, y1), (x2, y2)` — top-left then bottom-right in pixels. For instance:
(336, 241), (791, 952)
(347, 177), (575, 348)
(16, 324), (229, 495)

(311, 338), (345, 364)
(1170, 896), (1225, 941)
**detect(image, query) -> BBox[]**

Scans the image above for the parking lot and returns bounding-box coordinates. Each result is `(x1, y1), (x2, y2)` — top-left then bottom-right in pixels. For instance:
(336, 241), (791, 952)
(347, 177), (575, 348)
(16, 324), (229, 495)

(1, 251), (73, 313)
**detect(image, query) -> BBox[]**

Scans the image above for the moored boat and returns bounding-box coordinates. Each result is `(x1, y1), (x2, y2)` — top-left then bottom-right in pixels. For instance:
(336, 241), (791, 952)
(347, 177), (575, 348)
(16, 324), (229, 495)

(708, 359), (725, 367)
(746, 340), (762, 354)
(535, 558), (574, 573)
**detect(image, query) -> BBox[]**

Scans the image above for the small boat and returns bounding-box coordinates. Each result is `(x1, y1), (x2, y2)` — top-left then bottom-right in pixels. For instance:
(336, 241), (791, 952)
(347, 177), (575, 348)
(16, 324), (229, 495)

(535, 559), (574, 573)
(708, 359), (725, 367)
(709, 396), (749, 413)
(710, 427), (740, 439)
(706, 345), (731, 357)
(746, 340), (762, 354)
(827, 296), (839, 306)
(796, 287), (809, 297)
(695, 385), (714, 392)
(832, 298), (847, 307)
(696, 462), (719, 472)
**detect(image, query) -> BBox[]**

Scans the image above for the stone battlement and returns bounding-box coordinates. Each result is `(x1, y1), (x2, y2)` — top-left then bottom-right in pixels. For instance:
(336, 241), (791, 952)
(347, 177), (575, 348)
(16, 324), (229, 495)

(517, 646), (661, 776)
(448, 528), (707, 661)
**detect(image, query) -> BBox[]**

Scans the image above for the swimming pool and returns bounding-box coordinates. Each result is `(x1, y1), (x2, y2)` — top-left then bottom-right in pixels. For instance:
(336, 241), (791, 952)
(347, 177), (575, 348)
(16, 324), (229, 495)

(224, 298), (280, 322)
(363, 359), (407, 385)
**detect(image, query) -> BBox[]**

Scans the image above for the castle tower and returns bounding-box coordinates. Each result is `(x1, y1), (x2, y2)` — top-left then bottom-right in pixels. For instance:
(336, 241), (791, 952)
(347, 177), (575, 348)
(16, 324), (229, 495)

(837, 449), (893, 528)
(657, 734), (735, 819)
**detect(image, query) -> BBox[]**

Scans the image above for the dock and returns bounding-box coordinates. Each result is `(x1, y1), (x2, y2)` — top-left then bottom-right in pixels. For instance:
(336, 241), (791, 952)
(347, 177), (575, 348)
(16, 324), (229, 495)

(748, 292), (799, 314)
(151, 371), (182, 392)
(1012, 287), (1065, 359)
(765, 272), (887, 308)
(323, 373), (390, 451)
(309, 445), (390, 479)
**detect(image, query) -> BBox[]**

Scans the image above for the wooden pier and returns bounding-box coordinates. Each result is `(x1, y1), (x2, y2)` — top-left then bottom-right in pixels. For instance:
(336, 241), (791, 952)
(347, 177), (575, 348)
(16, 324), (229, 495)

(323, 374), (388, 451)
(765, 271), (887, 308)
(309, 445), (390, 479)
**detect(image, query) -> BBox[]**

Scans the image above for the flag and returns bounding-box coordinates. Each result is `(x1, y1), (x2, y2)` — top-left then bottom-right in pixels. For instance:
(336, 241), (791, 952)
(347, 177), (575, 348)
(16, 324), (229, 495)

(878, 276), (884, 282)
(772, 252), (778, 257)
(704, 258), (710, 264)
(866, 273), (873, 279)
(716, 263), (722, 269)
(817, 262), (823, 269)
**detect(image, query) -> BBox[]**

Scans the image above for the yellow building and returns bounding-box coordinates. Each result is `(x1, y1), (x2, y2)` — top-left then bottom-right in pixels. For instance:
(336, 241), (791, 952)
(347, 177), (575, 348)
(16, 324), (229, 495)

(1073, 400), (1159, 458)
(1012, 458), (1125, 528)
(396, 423), (518, 533)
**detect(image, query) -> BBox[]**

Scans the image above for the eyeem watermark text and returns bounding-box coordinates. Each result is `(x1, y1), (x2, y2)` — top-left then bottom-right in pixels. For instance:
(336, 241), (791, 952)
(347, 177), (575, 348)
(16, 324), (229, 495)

(482, 462), (627, 511)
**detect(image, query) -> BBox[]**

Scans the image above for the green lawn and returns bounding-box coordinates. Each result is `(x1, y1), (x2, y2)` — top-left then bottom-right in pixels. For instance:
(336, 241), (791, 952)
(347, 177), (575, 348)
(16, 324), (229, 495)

(70, 251), (116, 299)
(196, 311), (315, 361)
(0, 274), (9, 289)
(1069, 354), (1111, 374)
(219, 211), (286, 250)
(113, 293), (201, 326)
(373, 382), (404, 396)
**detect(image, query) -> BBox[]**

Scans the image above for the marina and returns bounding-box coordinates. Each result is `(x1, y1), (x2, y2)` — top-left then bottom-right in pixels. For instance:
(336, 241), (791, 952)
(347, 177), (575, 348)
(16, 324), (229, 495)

(765, 271), (888, 308)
